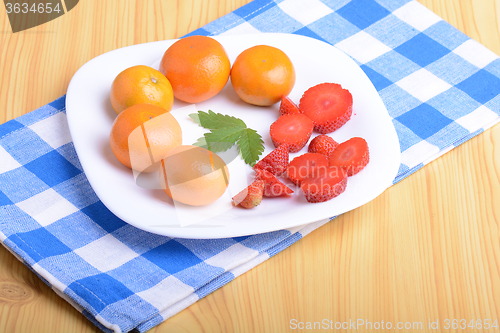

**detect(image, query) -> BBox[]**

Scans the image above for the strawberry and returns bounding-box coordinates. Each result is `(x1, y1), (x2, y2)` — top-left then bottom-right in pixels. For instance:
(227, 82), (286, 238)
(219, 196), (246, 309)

(299, 83), (353, 134)
(286, 153), (329, 186)
(328, 137), (369, 176)
(255, 169), (294, 197)
(301, 166), (348, 203)
(269, 113), (313, 153)
(279, 96), (301, 116)
(253, 144), (289, 176)
(308, 134), (339, 157)
(232, 180), (265, 209)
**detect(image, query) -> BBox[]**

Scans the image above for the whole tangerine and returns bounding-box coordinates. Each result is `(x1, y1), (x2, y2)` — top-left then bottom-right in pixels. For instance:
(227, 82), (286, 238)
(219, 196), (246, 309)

(110, 65), (174, 114)
(230, 45), (295, 106)
(159, 145), (230, 206)
(159, 35), (231, 104)
(109, 103), (182, 173)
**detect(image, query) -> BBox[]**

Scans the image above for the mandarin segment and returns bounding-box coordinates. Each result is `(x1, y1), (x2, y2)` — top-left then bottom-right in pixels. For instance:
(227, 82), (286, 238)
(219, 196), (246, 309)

(160, 36), (231, 104)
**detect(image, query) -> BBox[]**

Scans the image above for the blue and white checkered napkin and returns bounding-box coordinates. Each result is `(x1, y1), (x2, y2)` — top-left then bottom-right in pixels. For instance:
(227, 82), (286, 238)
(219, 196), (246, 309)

(1, 0), (500, 332)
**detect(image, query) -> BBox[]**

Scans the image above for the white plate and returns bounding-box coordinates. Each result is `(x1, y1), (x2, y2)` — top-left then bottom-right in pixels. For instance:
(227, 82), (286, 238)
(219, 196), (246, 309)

(66, 33), (400, 239)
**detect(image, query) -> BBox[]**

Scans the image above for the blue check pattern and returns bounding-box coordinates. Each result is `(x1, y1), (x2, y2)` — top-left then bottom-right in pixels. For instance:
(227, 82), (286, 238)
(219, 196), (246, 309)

(1, 0), (499, 332)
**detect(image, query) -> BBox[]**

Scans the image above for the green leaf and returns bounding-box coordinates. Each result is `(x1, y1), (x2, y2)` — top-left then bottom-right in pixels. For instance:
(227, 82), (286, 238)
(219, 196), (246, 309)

(190, 110), (265, 167)
(237, 128), (264, 166)
(203, 127), (243, 153)
(192, 136), (208, 149)
(189, 110), (246, 130)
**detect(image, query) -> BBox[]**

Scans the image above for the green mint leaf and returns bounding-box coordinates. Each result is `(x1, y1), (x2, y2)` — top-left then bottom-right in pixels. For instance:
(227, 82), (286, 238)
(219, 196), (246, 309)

(189, 110), (246, 130)
(237, 128), (264, 167)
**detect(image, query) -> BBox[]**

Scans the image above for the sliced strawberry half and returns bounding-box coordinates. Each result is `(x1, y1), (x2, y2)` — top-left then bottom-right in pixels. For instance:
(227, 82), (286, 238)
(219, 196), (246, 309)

(255, 169), (294, 197)
(279, 96), (301, 116)
(286, 153), (329, 186)
(301, 166), (348, 203)
(299, 83), (353, 134)
(232, 180), (265, 209)
(308, 134), (339, 157)
(328, 137), (369, 176)
(270, 113), (313, 153)
(253, 144), (289, 176)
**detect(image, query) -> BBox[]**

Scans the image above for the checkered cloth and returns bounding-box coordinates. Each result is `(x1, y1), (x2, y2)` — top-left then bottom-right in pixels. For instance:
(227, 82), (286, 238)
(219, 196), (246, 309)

(1, 0), (499, 332)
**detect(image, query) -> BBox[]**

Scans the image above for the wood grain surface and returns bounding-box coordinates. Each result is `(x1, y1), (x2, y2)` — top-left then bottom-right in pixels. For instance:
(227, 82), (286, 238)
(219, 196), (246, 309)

(0, 1), (499, 332)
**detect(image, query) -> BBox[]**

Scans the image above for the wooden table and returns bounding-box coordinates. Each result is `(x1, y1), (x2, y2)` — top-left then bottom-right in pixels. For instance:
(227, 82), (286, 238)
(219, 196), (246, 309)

(1, 1), (499, 332)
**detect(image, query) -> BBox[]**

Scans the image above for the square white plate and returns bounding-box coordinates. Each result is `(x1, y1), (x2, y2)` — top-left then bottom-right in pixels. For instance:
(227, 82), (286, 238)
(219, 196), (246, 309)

(66, 33), (400, 239)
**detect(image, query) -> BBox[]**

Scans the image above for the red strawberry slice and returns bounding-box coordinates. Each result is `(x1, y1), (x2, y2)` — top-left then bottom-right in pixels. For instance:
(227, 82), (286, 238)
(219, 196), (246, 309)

(232, 180), (265, 209)
(286, 153), (329, 186)
(270, 113), (313, 153)
(301, 166), (348, 203)
(328, 137), (369, 176)
(253, 144), (289, 176)
(279, 96), (301, 116)
(255, 169), (294, 197)
(299, 83), (353, 134)
(308, 134), (339, 157)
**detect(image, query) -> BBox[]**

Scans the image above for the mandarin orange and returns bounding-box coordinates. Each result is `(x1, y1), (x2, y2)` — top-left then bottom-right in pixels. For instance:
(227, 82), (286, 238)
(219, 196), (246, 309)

(230, 45), (295, 106)
(159, 36), (231, 104)
(159, 145), (230, 206)
(109, 104), (182, 172)
(110, 65), (174, 114)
